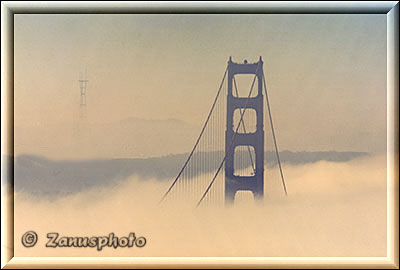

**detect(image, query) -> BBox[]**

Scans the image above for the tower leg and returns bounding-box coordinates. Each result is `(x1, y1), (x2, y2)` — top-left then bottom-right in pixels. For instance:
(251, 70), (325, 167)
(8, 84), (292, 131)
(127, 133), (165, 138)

(225, 189), (235, 206)
(253, 190), (264, 206)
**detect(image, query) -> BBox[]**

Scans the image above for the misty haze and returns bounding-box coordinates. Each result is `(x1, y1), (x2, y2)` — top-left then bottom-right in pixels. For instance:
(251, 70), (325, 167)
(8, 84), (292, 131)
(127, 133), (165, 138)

(10, 13), (388, 258)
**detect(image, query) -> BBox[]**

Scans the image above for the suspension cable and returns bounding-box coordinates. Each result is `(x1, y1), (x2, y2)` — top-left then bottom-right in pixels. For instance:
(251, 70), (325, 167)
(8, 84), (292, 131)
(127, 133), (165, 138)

(195, 64), (261, 208)
(262, 72), (288, 196)
(159, 67), (228, 204)
(233, 77), (256, 174)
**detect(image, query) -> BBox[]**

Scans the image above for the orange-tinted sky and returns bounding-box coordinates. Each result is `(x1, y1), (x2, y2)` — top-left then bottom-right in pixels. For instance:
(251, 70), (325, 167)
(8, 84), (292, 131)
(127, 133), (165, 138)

(14, 14), (387, 156)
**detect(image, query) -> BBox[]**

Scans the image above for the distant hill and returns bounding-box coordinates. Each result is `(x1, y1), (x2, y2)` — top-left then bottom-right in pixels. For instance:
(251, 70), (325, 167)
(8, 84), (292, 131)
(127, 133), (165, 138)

(14, 117), (199, 159)
(9, 151), (368, 197)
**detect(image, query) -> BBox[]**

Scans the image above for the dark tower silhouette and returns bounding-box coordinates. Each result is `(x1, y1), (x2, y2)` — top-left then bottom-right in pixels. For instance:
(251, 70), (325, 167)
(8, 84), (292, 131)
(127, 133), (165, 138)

(79, 71), (89, 119)
(225, 57), (264, 204)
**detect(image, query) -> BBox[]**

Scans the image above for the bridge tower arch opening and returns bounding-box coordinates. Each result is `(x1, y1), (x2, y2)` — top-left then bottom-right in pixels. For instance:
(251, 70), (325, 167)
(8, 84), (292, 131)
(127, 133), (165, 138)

(225, 57), (264, 205)
(160, 56), (287, 208)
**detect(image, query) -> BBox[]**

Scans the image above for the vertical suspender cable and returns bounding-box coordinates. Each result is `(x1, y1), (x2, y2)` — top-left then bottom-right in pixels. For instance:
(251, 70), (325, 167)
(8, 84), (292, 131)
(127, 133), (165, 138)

(196, 64), (260, 208)
(262, 72), (288, 196)
(159, 68), (228, 204)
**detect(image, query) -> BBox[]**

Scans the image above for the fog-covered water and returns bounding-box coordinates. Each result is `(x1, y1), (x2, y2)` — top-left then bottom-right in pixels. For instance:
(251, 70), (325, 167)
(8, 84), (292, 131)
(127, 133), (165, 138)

(13, 154), (386, 257)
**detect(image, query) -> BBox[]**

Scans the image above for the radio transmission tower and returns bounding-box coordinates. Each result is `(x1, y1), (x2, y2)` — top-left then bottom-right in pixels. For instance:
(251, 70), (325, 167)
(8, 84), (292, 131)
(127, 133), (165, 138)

(79, 71), (89, 119)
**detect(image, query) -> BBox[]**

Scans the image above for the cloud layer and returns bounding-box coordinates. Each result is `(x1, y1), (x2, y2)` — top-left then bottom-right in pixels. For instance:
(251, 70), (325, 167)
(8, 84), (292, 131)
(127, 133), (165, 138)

(14, 154), (387, 257)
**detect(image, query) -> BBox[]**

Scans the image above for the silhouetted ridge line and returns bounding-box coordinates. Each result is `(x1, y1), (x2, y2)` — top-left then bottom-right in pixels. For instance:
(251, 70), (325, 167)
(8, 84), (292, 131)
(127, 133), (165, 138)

(12, 151), (368, 198)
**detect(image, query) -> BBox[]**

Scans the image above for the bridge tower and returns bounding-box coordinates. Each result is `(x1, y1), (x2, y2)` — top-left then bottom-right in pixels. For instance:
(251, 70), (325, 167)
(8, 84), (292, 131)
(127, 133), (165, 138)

(225, 56), (264, 204)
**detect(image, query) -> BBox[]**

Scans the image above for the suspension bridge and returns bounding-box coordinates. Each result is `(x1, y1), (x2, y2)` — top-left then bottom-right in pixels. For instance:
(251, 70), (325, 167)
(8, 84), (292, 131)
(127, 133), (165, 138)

(160, 56), (287, 208)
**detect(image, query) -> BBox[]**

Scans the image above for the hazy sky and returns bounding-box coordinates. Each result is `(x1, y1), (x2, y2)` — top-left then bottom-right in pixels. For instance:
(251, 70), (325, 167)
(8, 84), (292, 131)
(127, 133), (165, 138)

(14, 14), (387, 156)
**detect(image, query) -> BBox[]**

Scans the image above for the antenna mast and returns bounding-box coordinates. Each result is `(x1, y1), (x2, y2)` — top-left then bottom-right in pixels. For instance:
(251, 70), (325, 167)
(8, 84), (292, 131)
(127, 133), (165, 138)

(78, 70), (89, 119)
